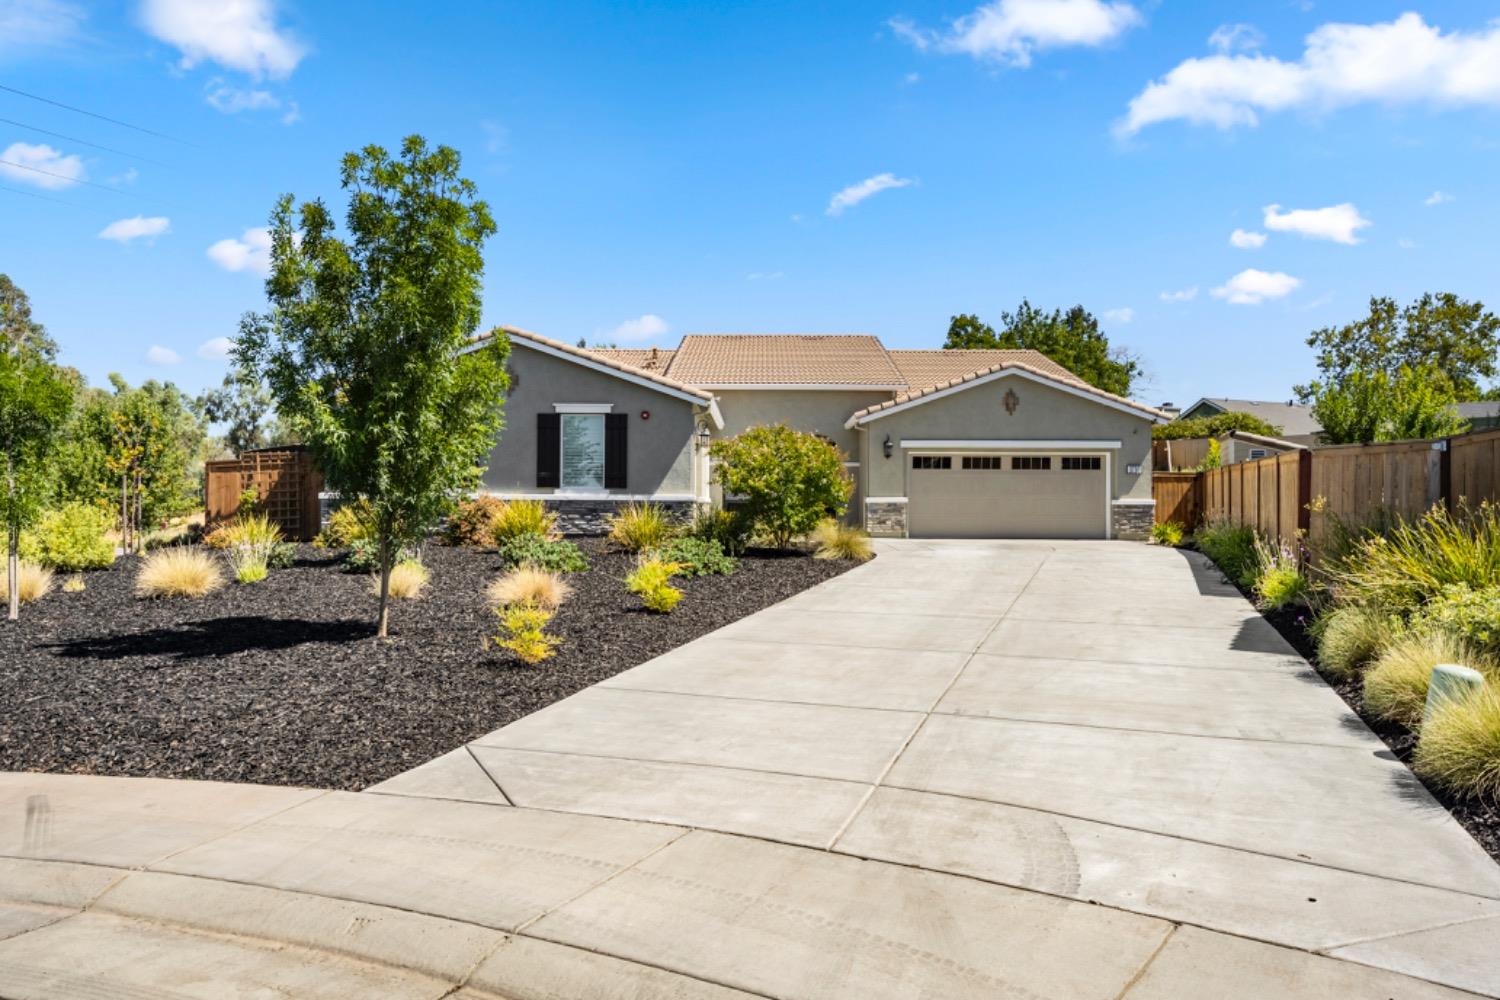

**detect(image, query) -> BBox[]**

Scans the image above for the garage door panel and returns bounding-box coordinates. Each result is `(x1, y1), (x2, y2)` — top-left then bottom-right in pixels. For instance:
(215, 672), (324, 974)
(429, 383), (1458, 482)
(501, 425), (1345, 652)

(908, 459), (1106, 539)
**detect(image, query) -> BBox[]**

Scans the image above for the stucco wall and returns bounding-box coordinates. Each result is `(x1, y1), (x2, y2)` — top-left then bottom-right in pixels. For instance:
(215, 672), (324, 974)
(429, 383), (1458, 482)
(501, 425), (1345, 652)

(480, 342), (701, 497)
(859, 374), (1155, 501)
(711, 389), (890, 459)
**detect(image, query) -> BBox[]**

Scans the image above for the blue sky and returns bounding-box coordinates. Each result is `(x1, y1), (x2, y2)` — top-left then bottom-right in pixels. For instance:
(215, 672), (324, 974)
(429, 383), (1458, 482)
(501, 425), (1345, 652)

(1, 0), (1497, 409)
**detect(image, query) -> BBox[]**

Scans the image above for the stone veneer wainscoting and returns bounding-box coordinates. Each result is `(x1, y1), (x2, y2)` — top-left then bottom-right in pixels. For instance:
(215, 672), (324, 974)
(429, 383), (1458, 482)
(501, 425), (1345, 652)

(1110, 500), (1156, 541)
(864, 498), (909, 538)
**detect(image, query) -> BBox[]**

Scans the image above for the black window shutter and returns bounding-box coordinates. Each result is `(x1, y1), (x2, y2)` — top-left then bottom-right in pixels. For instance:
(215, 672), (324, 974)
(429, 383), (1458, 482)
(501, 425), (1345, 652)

(604, 413), (627, 489)
(536, 413), (560, 487)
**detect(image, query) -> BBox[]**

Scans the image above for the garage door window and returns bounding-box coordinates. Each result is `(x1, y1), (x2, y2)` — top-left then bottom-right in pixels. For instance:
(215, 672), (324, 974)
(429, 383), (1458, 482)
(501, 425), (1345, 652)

(1012, 456), (1051, 470)
(1061, 456), (1101, 471)
(912, 455), (951, 469)
(961, 456), (1003, 470)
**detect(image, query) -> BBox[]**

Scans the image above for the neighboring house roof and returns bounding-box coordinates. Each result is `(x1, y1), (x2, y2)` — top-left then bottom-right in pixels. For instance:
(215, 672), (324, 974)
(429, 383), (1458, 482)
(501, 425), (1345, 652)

(1223, 429), (1305, 450)
(886, 349), (1083, 390)
(845, 361), (1173, 427)
(662, 334), (905, 387)
(1457, 401), (1500, 419)
(1182, 397), (1322, 438)
(591, 347), (675, 372)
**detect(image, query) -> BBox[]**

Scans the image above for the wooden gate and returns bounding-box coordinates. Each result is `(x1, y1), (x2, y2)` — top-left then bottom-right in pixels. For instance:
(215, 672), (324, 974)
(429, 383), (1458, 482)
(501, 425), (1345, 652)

(205, 447), (324, 542)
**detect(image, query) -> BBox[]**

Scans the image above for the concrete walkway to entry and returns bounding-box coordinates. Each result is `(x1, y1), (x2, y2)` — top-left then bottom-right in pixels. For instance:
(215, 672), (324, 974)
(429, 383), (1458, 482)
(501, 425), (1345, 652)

(4, 541), (1499, 998)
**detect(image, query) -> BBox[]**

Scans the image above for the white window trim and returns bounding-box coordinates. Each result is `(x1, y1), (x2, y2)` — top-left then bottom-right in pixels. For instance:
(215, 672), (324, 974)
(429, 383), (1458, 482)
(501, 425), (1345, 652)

(864, 496), (909, 504)
(559, 411), (607, 492)
(482, 491), (701, 503)
(554, 403), (613, 414)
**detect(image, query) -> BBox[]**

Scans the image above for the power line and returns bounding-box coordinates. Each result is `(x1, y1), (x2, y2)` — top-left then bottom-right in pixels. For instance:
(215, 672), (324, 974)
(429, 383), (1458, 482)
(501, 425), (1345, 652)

(0, 117), (168, 166)
(0, 157), (139, 195)
(0, 183), (78, 207)
(0, 84), (193, 146)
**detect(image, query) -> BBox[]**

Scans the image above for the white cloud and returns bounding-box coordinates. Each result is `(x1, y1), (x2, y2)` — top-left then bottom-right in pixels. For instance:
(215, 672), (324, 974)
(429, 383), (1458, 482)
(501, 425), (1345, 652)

(207, 227), (272, 275)
(0, 141), (83, 189)
(609, 314), (669, 343)
(280, 100), (300, 125)
(746, 271), (785, 281)
(145, 345), (181, 365)
(1208, 23), (1263, 53)
(1229, 228), (1267, 249)
(1424, 190), (1453, 206)
(892, 0), (1141, 67)
(1212, 268), (1301, 305)
(1159, 287), (1198, 303)
(1263, 202), (1369, 244)
(205, 80), (279, 113)
(140, 0), (304, 78)
(481, 120), (508, 154)
(0, 0), (84, 53)
(98, 215), (171, 243)
(197, 336), (234, 360)
(903, 71), (921, 85)
(1398, 238), (1418, 250)
(1120, 13), (1500, 135)
(1102, 307), (1134, 323)
(826, 173), (913, 216)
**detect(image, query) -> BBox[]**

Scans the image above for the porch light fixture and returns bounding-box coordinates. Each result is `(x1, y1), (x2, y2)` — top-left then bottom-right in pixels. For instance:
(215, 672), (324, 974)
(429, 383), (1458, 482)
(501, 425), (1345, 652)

(696, 423), (713, 447)
(882, 434), (893, 459)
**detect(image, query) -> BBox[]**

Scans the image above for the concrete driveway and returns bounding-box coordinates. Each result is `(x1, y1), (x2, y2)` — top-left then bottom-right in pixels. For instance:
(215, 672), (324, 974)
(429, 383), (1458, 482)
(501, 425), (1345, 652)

(4, 540), (1498, 998)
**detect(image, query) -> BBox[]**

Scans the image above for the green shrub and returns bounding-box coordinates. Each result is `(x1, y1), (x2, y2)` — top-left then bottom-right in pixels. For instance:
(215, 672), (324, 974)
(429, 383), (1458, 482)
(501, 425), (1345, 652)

(710, 424), (852, 549)
(491, 602), (561, 665)
(1330, 502), (1500, 614)
(811, 518), (874, 562)
(1312, 604), (1391, 679)
(1193, 437), (1222, 472)
(267, 541), (297, 569)
(314, 500), (376, 549)
(1154, 411), (1282, 441)
(1363, 630), (1496, 728)
(1410, 585), (1500, 658)
(20, 503), (115, 571)
(1251, 536), (1311, 610)
(344, 538), (419, 574)
(444, 496), (507, 546)
(491, 499), (558, 544)
(1415, 686), (1500, 800)
(626, 556), (684, 613)
(1194, 519), (1258, 587)
(655, 536), (736, 577)
(1150, 521), (1184, 547)
(606, 502), (677, 552)
(686, 507), (754, 556)
(496, 532), (588, 573)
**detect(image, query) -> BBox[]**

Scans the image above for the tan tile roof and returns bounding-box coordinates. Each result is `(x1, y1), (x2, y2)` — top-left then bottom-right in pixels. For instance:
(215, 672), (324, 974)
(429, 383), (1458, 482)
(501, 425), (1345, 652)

(847, 359), (1173, 425)
(888, 349), (1086, 392)
(477, 326), (713, 401)
(591, 348), (676, 372)
(663, 334), (906, 386)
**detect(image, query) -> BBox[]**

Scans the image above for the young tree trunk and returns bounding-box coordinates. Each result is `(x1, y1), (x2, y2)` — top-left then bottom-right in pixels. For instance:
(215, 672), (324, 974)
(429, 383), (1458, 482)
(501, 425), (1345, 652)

(376, 534), (392, 638)
(7, 526), (18, 622)
(120, 473), (130, 555)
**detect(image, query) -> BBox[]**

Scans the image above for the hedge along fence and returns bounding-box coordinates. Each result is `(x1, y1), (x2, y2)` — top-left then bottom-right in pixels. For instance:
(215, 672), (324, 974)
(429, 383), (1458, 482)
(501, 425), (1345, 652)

(205, 447), (325, 542)
(1152, 427), (1500, 559)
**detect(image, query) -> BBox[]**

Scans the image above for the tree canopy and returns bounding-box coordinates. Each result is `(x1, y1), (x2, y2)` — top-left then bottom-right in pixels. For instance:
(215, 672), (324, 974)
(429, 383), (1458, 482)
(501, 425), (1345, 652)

(1308, 364), (1466, 445)
(1153, 411), (1283, 441)
(0, 274), (58, 359)
(0, 341), (73, 619)
(237, 135), (509, 636)
(942, 302), (1141, 396)
(1296, 293), (1499, 403)
(194, 366), (298, 456)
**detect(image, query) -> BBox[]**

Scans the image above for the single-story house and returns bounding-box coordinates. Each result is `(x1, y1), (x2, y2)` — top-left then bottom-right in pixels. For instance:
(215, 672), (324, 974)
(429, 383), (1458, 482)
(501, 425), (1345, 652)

(1176, 397), (1322, 446)
(1457, 401), (1500, 433)
(473, 327), (1170, 539)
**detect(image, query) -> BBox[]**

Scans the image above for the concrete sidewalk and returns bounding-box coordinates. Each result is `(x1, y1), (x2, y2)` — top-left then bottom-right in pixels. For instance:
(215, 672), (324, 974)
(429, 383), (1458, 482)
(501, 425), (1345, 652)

(4, 541), (1498, 998)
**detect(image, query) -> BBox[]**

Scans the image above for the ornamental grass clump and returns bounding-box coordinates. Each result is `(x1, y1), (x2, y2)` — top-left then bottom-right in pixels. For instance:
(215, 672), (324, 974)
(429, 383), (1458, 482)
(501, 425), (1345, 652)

(1150, 520), (1184, 547)
(1363, 630), (1496, 729)
(377, 559), (429, 600)
(487, 565), (572, 610)
(0, 562), (53, 604)
(220, 513), (283, 585)
(1412, 585), (1500, 659)
(811, 518), (874, 562)
(1415, 686), (1500, 801)
(1251, 535), (1311, 610)
(1312, 604), (1391, 679)
(491, 499), (558, 544)
(686, 507), (753, 556)
(626, 556), (684, 613)
(1194, 518), (1258, 587)
(62, 574), (85, 593)
(137, 547), (224, 599)
(313, 500), (377, 549)
(1330, 503), (1500, 614)
(606, 502), (676, 552)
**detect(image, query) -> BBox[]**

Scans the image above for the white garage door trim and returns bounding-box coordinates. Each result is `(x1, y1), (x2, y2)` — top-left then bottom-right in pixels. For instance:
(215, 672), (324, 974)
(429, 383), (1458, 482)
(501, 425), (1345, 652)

(903, 447), (1113, 540)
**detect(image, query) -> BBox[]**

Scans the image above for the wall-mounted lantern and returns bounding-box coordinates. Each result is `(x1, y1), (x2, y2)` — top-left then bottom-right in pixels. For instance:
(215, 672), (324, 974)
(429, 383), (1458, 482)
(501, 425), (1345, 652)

(695, 423), (713, 448)
(882, 434), (894, 459)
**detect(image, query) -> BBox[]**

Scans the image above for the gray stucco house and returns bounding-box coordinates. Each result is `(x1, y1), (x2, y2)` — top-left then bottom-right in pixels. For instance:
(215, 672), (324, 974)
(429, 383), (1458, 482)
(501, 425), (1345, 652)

(474, 327), (1169, 539)
(1177, 397), (1323, 446)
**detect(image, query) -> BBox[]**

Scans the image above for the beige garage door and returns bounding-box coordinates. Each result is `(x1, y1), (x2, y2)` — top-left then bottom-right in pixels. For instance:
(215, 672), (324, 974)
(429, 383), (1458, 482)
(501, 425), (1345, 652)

(907, 453), (1107, 539)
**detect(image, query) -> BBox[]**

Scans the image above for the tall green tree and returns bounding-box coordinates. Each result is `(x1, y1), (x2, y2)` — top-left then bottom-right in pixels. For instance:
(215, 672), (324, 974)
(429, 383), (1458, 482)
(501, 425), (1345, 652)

(194, 366), (299, 456)
(0, 345), (74, 619)
(943, 302), (1142, 396)
(1297, 293), (1499, 402)
(1308, 365), (1466, 444)
(237, 136), (509, 637)
(0, 274), (58, 359)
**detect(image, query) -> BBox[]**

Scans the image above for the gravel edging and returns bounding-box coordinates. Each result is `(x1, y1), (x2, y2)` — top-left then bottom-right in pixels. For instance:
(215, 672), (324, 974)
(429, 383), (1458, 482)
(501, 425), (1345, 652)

(1184, 544), (1500, 866)
(0, 539), (861, 791)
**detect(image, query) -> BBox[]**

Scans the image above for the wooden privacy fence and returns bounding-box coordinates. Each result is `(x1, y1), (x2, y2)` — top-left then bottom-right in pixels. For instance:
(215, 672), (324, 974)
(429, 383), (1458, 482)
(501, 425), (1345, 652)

(205, 447), (324, 542)
(1152, 437), (1214, 473)
(1151, 427), (1500, 553)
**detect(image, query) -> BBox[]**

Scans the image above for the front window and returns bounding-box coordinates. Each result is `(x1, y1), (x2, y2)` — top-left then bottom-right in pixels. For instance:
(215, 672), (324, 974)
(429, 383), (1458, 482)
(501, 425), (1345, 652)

(561, 413), (605, 489)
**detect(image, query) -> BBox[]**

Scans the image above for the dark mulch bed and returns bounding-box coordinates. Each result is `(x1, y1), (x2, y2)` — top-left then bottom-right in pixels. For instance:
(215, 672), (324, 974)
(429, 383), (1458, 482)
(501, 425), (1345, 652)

(0, 539), (857, 791)
(1191, 547), (1500, 866)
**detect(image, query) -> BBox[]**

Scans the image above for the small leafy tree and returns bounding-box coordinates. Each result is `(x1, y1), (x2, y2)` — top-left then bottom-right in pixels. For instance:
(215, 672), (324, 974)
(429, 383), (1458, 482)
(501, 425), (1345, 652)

(194, 366), (297, 455)
(237, 136), (509, 637)
(711, 424), (851, 549)
(0, 345), (74, 619)
(943, 303), (1142, 396)
(1308, 365), (1466, 444)
(1154, 412), (1282, 440)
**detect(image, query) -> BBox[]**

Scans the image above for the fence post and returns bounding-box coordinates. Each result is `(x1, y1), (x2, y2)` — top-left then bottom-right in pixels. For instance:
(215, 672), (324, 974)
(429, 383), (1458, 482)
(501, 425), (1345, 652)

(1297, 449), (1312, 535)
(1439, 437), (1453, 514)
